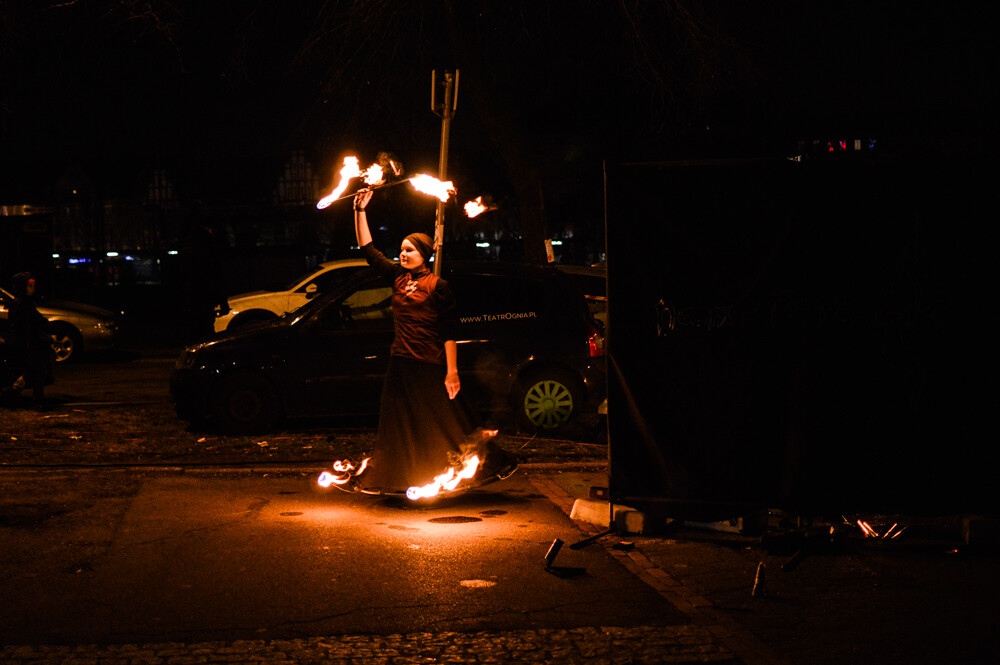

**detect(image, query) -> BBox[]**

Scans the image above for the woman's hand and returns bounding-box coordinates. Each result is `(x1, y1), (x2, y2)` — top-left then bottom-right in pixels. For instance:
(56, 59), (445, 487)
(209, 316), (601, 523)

(444, 340), (460, 399)
(445, 371), (461, 400)
(354, 188), (373, 211)
(353, 189), (374, 246)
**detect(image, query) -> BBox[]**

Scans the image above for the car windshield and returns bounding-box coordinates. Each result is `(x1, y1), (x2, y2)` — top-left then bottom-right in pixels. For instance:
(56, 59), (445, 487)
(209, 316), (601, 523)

(280, 269), (314, 292)
(282, 267), (377, 323)
(252, 266), (321, 293)
(282, 265), (333, 292)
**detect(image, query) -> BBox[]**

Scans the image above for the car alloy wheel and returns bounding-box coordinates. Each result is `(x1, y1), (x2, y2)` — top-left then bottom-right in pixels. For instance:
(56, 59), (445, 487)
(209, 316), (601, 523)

(50, 328), (78, 363)
(520, 372), (580, 430)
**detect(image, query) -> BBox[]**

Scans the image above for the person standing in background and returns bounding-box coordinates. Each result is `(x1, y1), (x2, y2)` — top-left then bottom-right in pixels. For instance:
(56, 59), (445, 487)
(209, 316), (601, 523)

(8, 272), (54, 408)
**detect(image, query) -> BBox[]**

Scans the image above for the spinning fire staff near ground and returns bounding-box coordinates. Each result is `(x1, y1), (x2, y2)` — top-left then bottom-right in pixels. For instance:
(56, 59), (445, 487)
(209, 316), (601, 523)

(351, 188), (516, 494)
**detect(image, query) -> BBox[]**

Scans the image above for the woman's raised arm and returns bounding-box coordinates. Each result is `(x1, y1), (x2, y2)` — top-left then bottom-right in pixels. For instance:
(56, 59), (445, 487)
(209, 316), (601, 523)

(353, 189), (374, 247)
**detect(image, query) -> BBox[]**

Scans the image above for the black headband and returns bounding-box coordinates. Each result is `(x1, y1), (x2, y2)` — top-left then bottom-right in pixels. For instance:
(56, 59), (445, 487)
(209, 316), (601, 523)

(404, 233), (435, 262)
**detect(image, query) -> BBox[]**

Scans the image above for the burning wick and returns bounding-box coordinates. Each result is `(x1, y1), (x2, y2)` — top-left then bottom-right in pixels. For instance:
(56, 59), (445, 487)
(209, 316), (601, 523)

(317, 457), (370, 488)
(406, 454), (480, 500)
(317, 157), (360, 209)
(315, 169), (454, 207)
(408, 174), (456, 202)
(463, 196), (494, 218)
(364, 164), (384, 187)
(317, 157), (385, 209)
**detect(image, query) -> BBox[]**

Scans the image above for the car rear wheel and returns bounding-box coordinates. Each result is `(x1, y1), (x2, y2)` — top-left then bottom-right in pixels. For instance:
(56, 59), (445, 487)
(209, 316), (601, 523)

(50, 325), (81, 363)
(516, 369), (583, 431)
(211, 372), (280, 433)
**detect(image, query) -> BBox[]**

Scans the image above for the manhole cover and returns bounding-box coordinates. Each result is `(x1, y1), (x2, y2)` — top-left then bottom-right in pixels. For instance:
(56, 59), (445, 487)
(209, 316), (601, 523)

(480, 510), (507, 517)
(428, 516), (482, 524)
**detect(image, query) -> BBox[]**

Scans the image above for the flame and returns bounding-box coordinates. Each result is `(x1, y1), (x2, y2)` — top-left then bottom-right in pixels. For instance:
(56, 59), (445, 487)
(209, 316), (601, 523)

(406, 454), (480, 500)
(857, 519), (878, 538)
(317, 157), (361, 209)
(363, 163), (384, 187)
(317, 457), (369, 488)
(317, 158), (385, 209)
(409, 174), (456, 202)
(464, 196), (487, 218)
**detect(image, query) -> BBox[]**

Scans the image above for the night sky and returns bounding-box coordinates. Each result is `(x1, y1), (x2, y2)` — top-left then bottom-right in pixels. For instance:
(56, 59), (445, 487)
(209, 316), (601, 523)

(1, 2), (994, 208)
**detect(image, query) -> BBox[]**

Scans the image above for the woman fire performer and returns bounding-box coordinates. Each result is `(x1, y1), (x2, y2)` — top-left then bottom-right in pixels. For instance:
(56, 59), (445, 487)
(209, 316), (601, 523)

(350, 188), (517, 494)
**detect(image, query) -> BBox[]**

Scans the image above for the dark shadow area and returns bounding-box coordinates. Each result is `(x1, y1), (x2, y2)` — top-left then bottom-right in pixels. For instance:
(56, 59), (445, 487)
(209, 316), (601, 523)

(607, 150), (992, 518)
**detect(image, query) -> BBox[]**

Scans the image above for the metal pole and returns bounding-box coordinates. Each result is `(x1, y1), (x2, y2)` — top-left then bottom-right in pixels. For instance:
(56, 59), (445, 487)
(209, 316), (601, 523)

(431, 70), (458, 276)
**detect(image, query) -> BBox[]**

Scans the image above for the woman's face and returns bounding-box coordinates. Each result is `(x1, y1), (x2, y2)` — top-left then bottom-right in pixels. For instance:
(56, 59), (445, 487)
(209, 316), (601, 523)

(399, 239), (425, 270)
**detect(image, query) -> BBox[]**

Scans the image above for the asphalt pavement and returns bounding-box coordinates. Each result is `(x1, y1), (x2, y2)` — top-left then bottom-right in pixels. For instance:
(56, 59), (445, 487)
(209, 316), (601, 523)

(3, 353), (998, 664)
(3, 462), (999, 664)
(0, 467), (748, 664)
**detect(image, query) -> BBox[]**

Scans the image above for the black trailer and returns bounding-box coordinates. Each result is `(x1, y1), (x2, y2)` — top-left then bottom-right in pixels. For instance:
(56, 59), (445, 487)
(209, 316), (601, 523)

(604, 149), (990, 518)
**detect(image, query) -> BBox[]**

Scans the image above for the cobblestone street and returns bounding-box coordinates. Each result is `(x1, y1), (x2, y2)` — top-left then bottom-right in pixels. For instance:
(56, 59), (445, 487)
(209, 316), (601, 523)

(1, 625), (737, 665)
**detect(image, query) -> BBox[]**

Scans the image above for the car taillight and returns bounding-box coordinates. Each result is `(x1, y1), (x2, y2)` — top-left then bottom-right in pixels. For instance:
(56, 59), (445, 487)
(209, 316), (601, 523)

(587, 323), (605, 358)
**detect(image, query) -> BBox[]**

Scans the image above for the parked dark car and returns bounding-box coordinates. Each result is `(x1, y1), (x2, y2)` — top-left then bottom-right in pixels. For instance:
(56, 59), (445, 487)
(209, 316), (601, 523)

(556, 264), (607, 331)
(171, 262), (606, 433)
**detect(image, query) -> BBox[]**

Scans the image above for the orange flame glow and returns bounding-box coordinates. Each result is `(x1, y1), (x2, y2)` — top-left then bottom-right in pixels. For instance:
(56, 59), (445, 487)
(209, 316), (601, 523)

(318, 457), (370, 488)
(317, 157), (361, 209)
(409, 174), (456, 202)
(857, 519), (878, 538)
(464, 196), (488, 218)
(317, 158), (385, 210)
(406, 454), (480, 500)
(363, 163), (384, 187)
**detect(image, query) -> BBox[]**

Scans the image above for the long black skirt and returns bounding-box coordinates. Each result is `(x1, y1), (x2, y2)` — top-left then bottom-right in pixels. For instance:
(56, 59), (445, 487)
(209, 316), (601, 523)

(360, 355), (480, 493)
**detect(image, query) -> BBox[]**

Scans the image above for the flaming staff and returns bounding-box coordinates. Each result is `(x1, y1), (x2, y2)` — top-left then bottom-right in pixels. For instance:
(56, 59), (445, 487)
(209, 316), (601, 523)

(463, 195), (496, 218)
(318, 457), (370, 488)
(315, 156), (456, 209)
(406, 454), (481, 500)
(403, 430), (498, 500)
(464, 197), (487, 218)
(317, 157), (387, 209)
(408, 174), (455, 202)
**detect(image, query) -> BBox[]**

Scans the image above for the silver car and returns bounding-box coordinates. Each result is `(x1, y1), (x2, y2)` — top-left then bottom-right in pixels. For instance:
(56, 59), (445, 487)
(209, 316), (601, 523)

(0, 287), (120, 362)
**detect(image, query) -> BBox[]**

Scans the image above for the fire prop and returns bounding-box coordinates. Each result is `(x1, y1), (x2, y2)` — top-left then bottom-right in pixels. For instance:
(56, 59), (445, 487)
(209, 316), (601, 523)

(317, 457), (370, 488)
(463, 195), (496, 218)
(316, 153), (456, 209)
(408, 174), (456, 202)
(405, 454), (481, 501)
(317, 157), (386, 209)
(464, 197), (486, 218)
